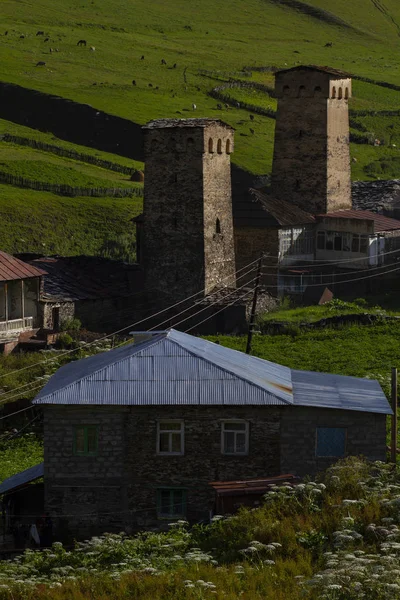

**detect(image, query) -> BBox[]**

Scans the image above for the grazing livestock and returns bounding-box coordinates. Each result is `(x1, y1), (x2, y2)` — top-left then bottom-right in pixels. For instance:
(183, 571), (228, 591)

(132, 80), (136, 85)
(161, 59), (166, 65)
(155, 86), (159, 90)
(90, 46), (95, 51)
(192, 103), (197, 110)
(325, 42), (333, 47)
(217, 103), (222, 110)
(173, 63), (177, 68)
(44, 38), (49, 42)
(148, 83), (153, 87)
(36, 61), (46, 66)
(250, 128), (255, 135)
(141, 55), (144, 60)
(36, 31), (44, 36)
(249, 114), (254, 121)
(77, 39), (87, 46)
(20, 35), (25, 39)
(236, 102), (240, 108)
(224, 103), (229, 109)
(4, 31), (8, 36)
(49, 48), (53, 52)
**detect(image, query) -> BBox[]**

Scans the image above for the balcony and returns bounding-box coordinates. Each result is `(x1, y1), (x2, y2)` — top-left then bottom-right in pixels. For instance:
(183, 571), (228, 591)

(0, 317), (34, 336)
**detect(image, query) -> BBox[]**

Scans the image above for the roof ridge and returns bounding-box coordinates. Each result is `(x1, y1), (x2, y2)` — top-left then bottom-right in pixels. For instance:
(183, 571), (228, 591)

(167, 330), (293, 404)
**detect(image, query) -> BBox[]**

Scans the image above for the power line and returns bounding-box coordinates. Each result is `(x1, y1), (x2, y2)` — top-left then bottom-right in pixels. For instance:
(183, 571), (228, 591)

(261, 259), (400, 279)
(0, 257), (261, 384)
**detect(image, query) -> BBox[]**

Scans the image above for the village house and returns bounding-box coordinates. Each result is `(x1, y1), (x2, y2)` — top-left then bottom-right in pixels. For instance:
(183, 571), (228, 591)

(0, 252), (46, 354)
(0, 329), (386, 538)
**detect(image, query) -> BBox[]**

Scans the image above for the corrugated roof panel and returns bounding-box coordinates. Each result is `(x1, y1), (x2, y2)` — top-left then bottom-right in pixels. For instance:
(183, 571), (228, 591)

(33, 330), (391, 414)
(291, 370), (392, 414)
(321, 210), (400, 232)
(0, 252), (46, 282)
(0, 462), (44, 495)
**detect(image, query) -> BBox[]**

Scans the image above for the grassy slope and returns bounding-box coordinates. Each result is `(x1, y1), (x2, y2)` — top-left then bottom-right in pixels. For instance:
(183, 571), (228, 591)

(1, 0), (400, 253)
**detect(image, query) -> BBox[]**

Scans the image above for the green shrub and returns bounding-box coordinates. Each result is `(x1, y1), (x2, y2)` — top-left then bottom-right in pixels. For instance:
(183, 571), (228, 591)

(56, 333), (74, 349)
(60, 318), (81, 332)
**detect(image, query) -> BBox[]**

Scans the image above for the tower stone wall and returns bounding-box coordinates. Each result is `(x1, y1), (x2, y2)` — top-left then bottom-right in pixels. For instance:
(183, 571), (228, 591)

(271, 67), (352, 215)
(142, 119), (236, 305)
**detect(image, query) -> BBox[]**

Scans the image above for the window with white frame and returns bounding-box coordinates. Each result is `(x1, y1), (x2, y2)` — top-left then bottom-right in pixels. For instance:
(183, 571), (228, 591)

(279, 227), (314, 258)
(221, 421), (249, 455)
(157, 421), (184, 455)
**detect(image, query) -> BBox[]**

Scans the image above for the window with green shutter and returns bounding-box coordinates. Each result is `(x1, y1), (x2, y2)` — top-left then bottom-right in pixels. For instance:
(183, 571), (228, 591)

(156, 488), (187, 518)
(73, 425), (98, 456)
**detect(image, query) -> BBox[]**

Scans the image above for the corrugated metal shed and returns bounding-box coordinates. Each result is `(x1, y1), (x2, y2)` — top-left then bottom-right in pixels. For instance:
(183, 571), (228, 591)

(0, 462), (43, 495)
(0, 252), (46, 282)
(33, 330), (392, 415)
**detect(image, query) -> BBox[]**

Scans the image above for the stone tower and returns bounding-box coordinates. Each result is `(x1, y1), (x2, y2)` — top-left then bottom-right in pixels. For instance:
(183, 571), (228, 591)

(142, 118), (236, 305)
(271, 65), (352, 214)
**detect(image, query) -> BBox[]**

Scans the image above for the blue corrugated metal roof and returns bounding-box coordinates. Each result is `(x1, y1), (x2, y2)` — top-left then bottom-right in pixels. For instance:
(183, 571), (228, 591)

(32, 329), (392, 414)
(0, 462), (44, 495)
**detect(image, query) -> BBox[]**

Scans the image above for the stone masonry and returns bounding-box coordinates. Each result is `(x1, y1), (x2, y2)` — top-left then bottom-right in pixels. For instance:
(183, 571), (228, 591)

(142, 119), (236, 306)
(271, 66), (352, 214)
(43, 404), (387, 537)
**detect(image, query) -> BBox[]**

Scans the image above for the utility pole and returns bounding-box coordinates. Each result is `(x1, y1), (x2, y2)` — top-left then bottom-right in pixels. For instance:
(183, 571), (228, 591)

(245, 256), (263, 355)
(391, 367), (398, 465)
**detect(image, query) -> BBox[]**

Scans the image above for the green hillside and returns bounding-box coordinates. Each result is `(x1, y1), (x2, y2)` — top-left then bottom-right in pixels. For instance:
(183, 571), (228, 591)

(1, 0), (400, 253)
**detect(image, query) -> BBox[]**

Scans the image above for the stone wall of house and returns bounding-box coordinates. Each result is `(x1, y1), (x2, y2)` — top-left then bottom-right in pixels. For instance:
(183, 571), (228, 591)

(40, 301), (75, 330)
(280, 406), (387, 477)
(271, 68), (352, 214)
(43, 403), (388, 537)
(43, 405), (281, 535)
(44, 406), (129, 538)
(142, 122), (236, 307)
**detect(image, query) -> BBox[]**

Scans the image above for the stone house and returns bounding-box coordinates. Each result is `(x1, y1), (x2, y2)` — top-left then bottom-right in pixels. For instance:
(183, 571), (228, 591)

(0, 252), (46, 353)
(25, 256), (145, 333)
(27, 329), (390, 537)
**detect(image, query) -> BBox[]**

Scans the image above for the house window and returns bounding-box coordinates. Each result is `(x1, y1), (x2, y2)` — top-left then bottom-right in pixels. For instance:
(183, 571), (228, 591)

(316, 427), (346, 458)
(317, 231), (325, 250)
(360, 235), (368, 253)
(217, 139), (222, 154)
(226, 139), (231, 154)
(74, 425), (98, 456)
(208, 138), (214, 153)
(221, 421), (249, 455)
(334, 232), (342, 251)
(325, 231), (334, 251)
(216, 218), (221, 234)
(157, 420), (184, 455)
(157, 488), (187, 518)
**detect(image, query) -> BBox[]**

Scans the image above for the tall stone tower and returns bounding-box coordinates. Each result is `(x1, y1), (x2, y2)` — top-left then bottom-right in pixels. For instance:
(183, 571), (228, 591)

(271, 66), (352, 214)
(142, 118), (236, 305)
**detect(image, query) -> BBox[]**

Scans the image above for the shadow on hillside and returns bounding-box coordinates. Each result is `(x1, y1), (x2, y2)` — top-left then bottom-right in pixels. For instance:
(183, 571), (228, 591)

(0, 81), (144, 161)
(0, 81), (257, 204)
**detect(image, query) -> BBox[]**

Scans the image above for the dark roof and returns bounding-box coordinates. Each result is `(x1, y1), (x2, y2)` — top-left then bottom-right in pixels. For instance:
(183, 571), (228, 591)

(143, 118), (234, 130)
(276, 65), (351, 78)
(0, 462), (43, 495)
(28, 256), (144, 302)
(33, 329), (392, 415)
(209, 474), (298, 496)
(0, 252), (46, 282)
(321, 209), (400, 232)
(250, 188), (315, 226)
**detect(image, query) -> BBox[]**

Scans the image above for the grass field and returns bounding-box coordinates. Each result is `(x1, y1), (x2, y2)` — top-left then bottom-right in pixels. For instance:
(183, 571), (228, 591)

(1, 0), (400, 253)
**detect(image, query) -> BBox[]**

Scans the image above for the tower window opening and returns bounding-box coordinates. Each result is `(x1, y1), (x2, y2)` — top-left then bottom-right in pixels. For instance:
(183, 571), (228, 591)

(298, 130), (303, 139)
(208, 138), (214, 153)
(226, 139), (231, 154)
(283, 85), (290, 96)
(217, 139), (222, 154)
(332, 86), (336, 99)
(187, 137), (194, 150)
(298, 85), (306, 97)
(216, 218), (221, 234)
(338, 87), (343, 99)
(345, 87), (349, 99)
(314, 86), (322, 95)
(173, 217), (178, 230)
(295, 179), (300, 190)
(173, 173), (178, 183)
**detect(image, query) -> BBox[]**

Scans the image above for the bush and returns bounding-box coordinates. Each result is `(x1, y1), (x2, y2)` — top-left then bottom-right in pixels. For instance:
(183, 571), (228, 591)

(56, 333), (74, 349)
(60, 318), (81, 332)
